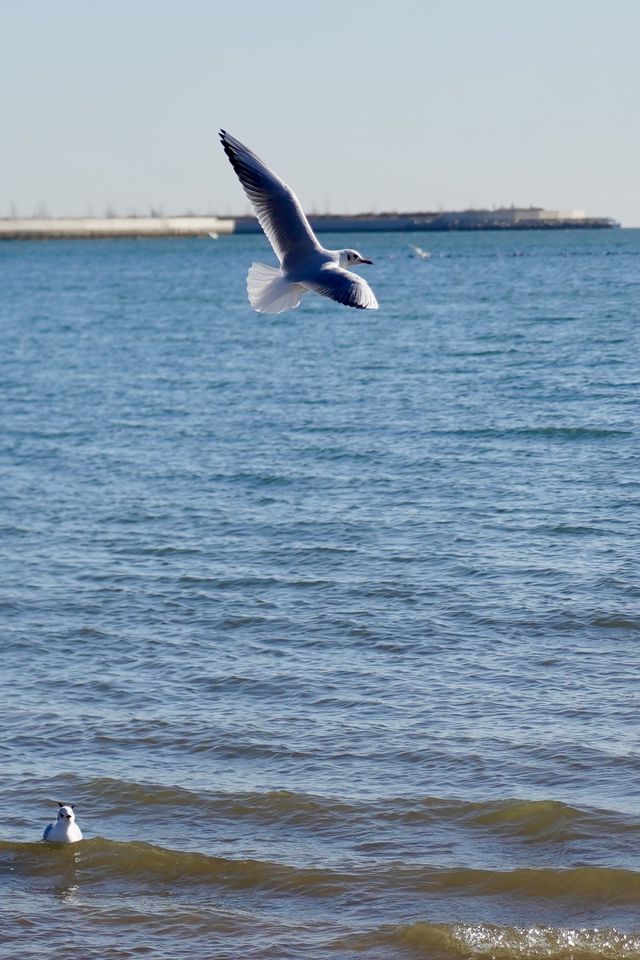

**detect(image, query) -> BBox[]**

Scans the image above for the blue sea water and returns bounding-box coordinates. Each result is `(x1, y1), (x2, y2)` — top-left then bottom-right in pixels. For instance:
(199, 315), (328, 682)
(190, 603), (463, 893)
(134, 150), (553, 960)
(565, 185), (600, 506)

(1, 228), (640, 959)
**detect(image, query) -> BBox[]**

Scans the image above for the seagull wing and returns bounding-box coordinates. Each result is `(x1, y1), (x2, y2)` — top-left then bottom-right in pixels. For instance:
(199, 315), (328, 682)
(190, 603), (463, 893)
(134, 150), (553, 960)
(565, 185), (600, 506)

(43, 824), (52, 840)
(303, 263), (379, 310)
(220, 130), (320, 264)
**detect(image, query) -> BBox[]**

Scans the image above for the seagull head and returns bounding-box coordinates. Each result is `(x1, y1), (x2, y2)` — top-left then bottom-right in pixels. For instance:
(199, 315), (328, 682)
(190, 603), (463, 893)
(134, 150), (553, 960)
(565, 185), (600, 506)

(57, 803), (76, 823)
(339, 249), (373, 269)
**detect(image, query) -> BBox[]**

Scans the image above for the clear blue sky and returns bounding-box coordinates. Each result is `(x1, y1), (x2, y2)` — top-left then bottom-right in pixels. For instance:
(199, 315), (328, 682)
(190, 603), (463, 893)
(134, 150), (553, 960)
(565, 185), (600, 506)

(3, 0), (638, 224)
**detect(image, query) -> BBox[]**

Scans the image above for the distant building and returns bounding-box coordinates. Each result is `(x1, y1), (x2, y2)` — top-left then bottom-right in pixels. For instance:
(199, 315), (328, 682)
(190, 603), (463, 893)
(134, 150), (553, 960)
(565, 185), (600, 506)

(482, 207), (587, 223)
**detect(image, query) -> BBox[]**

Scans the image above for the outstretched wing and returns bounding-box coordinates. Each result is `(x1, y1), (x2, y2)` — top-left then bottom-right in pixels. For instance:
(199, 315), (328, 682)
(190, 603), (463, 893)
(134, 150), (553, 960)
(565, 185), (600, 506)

(303, 263), (379, 310)
(220, 130), (319, 264)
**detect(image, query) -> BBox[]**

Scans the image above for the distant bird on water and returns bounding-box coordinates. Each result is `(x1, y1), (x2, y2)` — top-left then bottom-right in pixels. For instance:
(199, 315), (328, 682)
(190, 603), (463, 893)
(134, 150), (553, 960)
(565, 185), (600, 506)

(219, 130), (378, 313)
(43, 802), (83, 843)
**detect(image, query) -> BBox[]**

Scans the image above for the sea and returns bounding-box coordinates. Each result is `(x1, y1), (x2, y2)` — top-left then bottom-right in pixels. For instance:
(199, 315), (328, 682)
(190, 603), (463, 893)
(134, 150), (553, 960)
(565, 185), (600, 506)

(1, 228), (639, 959)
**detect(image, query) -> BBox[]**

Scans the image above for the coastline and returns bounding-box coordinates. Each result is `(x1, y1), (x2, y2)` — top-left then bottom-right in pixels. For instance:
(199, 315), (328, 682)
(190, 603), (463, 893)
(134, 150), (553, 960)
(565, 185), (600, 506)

(0, 209), (618, 240)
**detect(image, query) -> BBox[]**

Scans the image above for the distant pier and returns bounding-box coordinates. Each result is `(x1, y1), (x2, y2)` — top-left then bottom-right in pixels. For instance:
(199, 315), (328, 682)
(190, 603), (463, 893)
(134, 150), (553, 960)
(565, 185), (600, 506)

(0, 208), (618, 240)
(0, 216), (235, 240)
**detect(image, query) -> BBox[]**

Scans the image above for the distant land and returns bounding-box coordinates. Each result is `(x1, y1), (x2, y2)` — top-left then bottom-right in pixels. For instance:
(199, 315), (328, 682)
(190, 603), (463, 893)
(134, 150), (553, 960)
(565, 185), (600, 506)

(0, 207), (618, 239)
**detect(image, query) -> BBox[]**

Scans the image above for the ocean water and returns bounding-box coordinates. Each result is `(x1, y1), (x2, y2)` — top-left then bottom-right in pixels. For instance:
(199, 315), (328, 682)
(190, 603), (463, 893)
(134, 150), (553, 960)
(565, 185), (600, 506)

(1, 228), (639, 959)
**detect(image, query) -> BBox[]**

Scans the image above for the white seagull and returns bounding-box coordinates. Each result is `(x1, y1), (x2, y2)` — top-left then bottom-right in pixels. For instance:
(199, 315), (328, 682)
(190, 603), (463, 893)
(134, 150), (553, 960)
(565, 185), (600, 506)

(43, 802), (83, 843)
(220, 130), (378, 314)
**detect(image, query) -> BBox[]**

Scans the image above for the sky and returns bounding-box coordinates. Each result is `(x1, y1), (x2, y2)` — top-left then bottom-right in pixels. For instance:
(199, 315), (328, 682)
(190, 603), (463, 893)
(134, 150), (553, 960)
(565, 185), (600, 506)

(2, 0), (639, 224)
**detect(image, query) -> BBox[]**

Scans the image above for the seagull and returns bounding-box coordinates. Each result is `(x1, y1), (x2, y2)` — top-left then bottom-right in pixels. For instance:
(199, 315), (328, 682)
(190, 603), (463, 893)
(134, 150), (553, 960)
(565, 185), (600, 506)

(220, 130), (378, 313)
(43, 802), (83, 843)
(410, 244), (431, 260)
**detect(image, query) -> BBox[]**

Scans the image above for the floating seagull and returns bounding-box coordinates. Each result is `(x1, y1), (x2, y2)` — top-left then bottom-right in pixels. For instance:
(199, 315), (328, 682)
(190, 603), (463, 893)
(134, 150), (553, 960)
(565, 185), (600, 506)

(220, 130), (378, 313)
(43, 802), (83, 843)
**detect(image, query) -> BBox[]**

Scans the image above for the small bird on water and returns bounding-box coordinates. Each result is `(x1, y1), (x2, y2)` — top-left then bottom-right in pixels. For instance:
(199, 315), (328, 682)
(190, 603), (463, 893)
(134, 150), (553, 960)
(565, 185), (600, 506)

(220, 130), (378, 314)
(43, 802), (83, 843)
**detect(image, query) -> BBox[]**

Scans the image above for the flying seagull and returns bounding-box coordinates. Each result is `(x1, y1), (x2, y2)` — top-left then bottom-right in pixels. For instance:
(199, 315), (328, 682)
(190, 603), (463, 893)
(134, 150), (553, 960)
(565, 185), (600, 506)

(43, 802), (83, 843)
(220, 130), (378, 313)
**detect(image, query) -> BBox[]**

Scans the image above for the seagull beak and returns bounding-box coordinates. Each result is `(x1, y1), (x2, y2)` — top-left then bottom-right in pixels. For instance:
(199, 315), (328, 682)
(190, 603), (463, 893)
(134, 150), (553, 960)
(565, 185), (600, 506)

(359, 257), (373, 265)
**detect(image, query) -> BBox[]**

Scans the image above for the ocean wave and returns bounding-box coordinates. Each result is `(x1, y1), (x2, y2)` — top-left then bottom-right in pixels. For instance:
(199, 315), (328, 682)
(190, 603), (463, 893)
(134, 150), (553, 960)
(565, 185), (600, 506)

(5, 835), (640, 906)
(0, 838), (352, 897)
(342, 921), (640, 959)
(37, 778), (640, 843)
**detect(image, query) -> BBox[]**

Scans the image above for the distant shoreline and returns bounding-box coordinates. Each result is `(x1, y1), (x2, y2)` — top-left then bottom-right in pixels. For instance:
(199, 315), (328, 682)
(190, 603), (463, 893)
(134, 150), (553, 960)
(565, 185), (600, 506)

(0, 216), (234, 240)
(0, 209), (619, 240)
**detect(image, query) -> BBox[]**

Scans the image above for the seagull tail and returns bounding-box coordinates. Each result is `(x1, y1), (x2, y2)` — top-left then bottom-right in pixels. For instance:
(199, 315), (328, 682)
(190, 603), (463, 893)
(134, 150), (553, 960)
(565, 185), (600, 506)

(247, 263), (304, 314)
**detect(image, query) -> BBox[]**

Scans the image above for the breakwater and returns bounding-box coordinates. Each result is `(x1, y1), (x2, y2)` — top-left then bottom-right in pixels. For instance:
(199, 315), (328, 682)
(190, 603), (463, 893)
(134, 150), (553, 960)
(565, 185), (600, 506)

(0, 207), (617, 239)
(0, 215), (235, 240)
